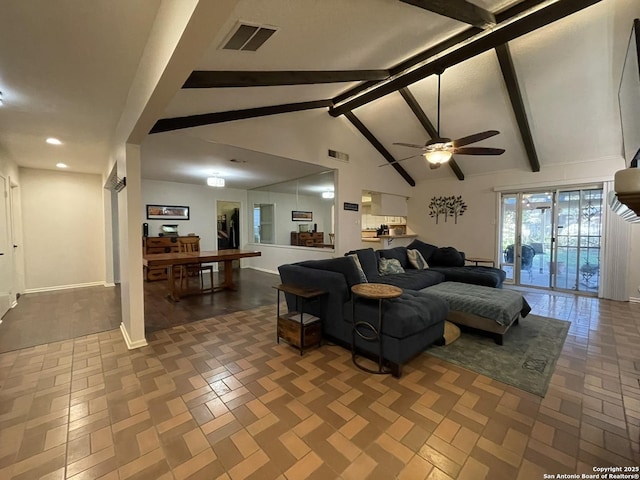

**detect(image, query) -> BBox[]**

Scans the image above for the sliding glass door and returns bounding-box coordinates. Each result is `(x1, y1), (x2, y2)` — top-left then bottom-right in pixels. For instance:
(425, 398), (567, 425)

(499, 186), (602, 293)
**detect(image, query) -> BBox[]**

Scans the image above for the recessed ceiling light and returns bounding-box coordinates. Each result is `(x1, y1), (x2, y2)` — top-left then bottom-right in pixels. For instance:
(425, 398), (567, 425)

(46, 137), (62, 145)
(56, 163), (68, 169)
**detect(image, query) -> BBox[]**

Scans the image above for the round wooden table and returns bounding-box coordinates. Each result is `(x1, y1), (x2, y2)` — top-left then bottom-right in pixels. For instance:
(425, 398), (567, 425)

(351, 283), (402, 374)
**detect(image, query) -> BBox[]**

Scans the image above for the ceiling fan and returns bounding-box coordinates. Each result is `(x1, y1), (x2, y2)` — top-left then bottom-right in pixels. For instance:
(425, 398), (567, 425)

(383, 72), (505, 169)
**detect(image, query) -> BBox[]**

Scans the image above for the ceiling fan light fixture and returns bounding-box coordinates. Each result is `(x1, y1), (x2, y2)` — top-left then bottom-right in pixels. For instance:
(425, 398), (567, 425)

(424, 149), (452, 165)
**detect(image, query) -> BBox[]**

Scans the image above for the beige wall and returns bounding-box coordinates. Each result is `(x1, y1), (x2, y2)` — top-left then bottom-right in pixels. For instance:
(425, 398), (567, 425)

(20, 168), (105, 291)
(407, 156), (640, 300)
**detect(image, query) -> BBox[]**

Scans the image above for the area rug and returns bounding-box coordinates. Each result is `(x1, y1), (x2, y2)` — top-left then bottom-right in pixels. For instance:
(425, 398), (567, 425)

(426, 315), (570, 397)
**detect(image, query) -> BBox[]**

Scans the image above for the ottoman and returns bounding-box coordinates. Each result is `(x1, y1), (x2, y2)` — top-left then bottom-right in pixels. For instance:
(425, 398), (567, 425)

(422, 282), (531, 345)
(347, 289), (449, 376)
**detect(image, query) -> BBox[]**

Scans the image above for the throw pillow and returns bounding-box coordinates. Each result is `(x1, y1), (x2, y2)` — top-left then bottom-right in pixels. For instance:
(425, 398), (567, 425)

(407, 239), (438, 263)
(428, 246), (465, 267)
(379, 257), (405, 275)
(407, 249), (429, 269)
(344, 248), (378, 279)
(348, 254), (368, 284)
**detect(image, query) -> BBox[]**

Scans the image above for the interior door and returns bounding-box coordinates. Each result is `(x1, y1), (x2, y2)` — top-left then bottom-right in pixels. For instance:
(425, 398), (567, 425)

(0, 174), (13, 318)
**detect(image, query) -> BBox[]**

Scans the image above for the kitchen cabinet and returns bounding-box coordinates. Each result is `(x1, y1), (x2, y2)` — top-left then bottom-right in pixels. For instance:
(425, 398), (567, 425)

(370, 193), (408, 216)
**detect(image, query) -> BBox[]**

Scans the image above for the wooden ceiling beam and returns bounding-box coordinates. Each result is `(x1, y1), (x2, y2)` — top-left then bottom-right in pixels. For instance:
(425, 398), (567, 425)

(398, 88), (464, 180)
(344, 112), (416, 187)
(183, 70), (390, 88)
(330, 0), (601, 116)
(400, 0), (495, 29)
(495, 44), (540, 172)
(150, 99), (332, 134)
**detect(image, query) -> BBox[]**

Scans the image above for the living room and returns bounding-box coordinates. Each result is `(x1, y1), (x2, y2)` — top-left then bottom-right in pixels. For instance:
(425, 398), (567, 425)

(1, 0), (640, 478)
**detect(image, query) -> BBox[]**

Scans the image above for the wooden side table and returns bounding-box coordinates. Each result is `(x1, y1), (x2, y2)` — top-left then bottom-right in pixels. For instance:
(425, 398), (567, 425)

(465, 257), (495, 267)
(351, 283), (402, 374)
(275, 284), (326, 355)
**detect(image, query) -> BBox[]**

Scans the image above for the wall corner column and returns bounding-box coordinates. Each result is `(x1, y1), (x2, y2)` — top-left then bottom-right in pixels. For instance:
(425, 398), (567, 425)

(118, 143), (146, 349)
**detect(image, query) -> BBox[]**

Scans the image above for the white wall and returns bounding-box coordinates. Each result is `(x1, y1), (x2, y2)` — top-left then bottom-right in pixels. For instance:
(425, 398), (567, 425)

(407, 156), (640, 300)
(142, 179), (247, 251)
(186, 109), (415, 255)
(20, 168), (106, 291)
(247, 190), (333, 245)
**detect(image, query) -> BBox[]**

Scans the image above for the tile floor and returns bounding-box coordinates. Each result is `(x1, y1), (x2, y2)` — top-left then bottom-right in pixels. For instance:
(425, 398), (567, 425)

(0, 285), (638, 479)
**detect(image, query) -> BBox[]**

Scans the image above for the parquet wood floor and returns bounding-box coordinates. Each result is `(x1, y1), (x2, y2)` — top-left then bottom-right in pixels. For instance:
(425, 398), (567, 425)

(0, 272), (638, 479)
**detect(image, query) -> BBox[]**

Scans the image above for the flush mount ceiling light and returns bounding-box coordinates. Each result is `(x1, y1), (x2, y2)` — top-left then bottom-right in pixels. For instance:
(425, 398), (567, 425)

(56, 163), (68, 169)
(207, 176), (225, 187)
(322, 190), (335, 199)
(46, 137), (62, 145)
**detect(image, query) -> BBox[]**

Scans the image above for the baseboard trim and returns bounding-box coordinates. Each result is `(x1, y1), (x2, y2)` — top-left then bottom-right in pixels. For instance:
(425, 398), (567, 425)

(120, 323), (148, 350)
(630, 296), (640, 304)
(24, 281), (105, 294)
(246, 266), (278, 275)
(104, 282), (116, 288)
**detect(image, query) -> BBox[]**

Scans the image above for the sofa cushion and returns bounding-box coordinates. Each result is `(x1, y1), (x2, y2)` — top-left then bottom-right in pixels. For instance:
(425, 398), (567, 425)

(374, 269), (445, 290)
(428, 266), (506, 288)
(347, 254), (368, 283)
(428, 247), (465, 267)
(297, 257), (363, 287)
(407, 249), (429, 269)
(377, 246), (410, 268)
(407, 239), (439, 262)
(349, 290), (448, 340)
(379, 257), (405, 275)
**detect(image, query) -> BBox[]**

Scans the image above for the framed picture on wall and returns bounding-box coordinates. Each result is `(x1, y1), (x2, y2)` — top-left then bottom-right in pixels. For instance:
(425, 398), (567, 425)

(146, 204), (190, 220)
(292, 210), (313, 221)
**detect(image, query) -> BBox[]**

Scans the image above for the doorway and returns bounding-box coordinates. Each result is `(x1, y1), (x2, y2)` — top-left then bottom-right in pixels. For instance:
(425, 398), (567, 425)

(0, 174), (12, 318)
(217, 201), (241, 249)
(499, 186), (603, 293)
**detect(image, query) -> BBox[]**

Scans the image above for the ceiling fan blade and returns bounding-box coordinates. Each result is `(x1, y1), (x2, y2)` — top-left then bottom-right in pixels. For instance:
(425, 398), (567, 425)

(393, 142), (426, 149)
(452, 130), (500, 147)
(378, 154), (422, 167)
(453, 146), (505, 155)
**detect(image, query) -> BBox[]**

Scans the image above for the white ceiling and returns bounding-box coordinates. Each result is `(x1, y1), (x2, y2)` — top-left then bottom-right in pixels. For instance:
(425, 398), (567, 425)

(0, 0), (161, 174)
(0, 0), (635, 190)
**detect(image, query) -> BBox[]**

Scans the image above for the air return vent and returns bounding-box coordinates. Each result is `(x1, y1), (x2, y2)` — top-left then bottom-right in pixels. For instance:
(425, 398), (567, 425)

(222, 23), (277, 51)
(328, 149), (349, 162)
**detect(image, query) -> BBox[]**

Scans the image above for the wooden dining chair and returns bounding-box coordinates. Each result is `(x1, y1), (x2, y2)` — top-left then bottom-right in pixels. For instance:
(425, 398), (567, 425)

(177, 237), (214, 294)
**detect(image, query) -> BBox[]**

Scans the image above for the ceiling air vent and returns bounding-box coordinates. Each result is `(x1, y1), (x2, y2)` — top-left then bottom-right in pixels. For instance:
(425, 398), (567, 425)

(222, 23), (277, 51)
(328, 149), (349, 162)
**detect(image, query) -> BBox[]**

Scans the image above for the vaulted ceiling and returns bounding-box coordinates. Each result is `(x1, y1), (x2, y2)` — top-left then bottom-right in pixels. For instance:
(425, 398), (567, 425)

(0, 0), (634, 190)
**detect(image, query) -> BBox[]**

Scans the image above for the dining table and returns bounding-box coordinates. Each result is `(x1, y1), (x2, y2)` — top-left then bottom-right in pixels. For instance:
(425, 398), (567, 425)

(143, 249), (262, 301)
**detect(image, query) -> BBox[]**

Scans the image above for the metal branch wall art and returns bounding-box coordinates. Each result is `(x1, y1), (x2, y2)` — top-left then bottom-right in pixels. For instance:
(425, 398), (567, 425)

(428, 195), (467, 224)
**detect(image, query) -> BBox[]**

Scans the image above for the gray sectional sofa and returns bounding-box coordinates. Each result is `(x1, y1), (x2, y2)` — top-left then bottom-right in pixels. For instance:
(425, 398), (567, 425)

(278, 255), (449, 377)
(277, 241), (508, 377)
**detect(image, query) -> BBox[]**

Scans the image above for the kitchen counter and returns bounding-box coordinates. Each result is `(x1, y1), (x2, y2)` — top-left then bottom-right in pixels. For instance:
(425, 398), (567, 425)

(360, 234), (417, 249)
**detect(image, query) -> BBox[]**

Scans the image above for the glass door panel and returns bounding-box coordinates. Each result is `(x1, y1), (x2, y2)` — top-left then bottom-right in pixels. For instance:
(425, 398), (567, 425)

(554, 189), (602, 292)
(520, 192), (553, 288)
(499, 194), (517, 283)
